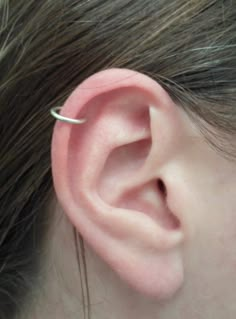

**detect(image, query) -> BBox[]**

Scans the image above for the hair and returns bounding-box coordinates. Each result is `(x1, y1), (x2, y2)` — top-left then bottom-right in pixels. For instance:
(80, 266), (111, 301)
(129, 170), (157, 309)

(0, 0), (236, 318)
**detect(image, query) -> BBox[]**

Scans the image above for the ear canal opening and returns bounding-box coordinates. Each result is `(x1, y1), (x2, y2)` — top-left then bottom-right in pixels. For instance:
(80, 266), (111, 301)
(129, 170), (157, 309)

(157, 178), (167, 197)
(156, 178), (181, 229)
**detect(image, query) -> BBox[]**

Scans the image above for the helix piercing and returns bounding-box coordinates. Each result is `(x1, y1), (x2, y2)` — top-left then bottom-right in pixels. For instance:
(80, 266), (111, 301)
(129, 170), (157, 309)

(50, 106), (87, 124)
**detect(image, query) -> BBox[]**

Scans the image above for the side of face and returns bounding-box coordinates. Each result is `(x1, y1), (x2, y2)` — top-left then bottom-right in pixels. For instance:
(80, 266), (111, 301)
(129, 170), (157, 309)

(51, 68), (236, 318)
(158, 119), (236, 316)
(172, 133), (236, 317)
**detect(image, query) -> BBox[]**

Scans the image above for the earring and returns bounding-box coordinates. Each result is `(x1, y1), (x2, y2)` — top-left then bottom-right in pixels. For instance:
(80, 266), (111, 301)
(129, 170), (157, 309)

(50, 106), (87, 124)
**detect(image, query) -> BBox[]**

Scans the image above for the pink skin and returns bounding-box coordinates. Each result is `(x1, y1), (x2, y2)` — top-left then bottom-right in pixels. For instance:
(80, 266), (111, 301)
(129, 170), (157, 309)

(34, 68), (236, 319)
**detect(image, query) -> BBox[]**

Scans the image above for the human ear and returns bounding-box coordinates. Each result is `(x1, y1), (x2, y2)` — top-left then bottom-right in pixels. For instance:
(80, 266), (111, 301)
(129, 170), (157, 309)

(51, 68), (185, 300)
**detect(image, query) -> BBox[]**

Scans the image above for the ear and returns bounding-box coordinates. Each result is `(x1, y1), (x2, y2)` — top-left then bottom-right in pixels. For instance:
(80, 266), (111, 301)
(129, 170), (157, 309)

(51, 68), (186, 300)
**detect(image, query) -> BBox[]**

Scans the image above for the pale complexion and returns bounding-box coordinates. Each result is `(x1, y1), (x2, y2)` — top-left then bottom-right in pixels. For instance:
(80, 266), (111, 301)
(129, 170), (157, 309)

(27, 69), (236, 319)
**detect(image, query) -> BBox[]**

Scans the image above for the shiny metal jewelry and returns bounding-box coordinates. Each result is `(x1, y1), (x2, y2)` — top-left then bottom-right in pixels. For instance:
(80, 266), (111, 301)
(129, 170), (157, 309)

(50, 106), (87, 124)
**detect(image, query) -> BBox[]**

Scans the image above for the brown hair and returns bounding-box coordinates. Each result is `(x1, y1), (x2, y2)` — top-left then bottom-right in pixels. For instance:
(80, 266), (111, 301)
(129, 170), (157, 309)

(0, 0), (236, 318)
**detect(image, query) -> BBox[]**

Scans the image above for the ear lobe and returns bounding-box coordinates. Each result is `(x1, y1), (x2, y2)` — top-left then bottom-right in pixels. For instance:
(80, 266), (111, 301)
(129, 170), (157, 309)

(51, 68), (185, 300)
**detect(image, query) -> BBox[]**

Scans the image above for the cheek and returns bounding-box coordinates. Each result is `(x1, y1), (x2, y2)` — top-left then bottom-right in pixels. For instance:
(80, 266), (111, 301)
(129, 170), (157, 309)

(203, 180), (236, 271)
(217, 207), (236, 270)
(194, 184), (236, 271)
(185, 178), (236, 302)
(181, 156), (236, 267)
(164, 135), (236, 300)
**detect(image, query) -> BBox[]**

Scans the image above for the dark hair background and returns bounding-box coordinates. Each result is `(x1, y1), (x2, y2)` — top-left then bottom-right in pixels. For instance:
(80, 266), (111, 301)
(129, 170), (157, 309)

(0, 1), (236, 318)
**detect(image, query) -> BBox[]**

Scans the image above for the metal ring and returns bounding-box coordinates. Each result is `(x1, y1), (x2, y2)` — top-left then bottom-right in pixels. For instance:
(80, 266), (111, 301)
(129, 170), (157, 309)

(50, 106), (87, 124)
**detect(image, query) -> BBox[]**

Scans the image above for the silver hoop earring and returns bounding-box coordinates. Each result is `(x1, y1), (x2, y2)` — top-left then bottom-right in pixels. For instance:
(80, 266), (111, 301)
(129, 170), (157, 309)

(50, 106), (87, 124)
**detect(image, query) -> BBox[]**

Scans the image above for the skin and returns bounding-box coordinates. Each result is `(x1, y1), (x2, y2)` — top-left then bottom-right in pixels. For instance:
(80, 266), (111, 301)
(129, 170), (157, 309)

(28, 69), (236, 319)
